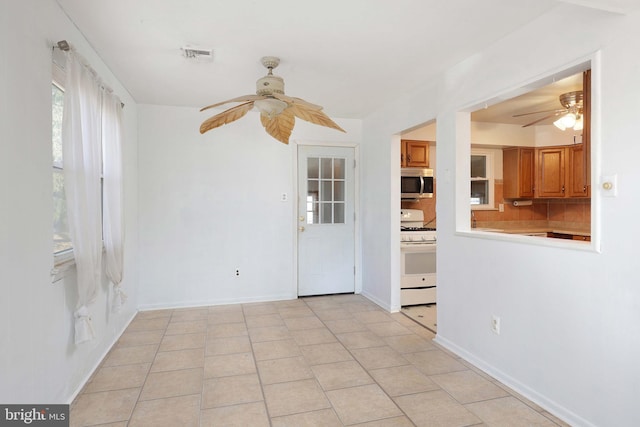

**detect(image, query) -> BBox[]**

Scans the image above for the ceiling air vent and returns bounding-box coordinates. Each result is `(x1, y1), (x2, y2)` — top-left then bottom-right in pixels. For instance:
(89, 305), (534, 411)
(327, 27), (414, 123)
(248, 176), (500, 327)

(181, 46), (214, 61)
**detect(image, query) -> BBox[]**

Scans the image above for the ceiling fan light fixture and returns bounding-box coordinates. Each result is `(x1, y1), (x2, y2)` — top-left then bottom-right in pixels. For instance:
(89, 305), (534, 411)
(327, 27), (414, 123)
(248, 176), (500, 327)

(553, 117), (567, 131)
(574, 114), (584, 131)
(554, 112), (577, 131)
(254, 98), (288, 119)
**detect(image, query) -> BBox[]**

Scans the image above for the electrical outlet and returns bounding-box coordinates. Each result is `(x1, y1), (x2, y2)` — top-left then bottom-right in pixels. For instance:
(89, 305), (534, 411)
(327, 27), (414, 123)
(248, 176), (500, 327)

(281, 193), (288, 202)
(499, 203), (504, 212)
(491, 315), (501, 335)
(235, 268), (240, 276)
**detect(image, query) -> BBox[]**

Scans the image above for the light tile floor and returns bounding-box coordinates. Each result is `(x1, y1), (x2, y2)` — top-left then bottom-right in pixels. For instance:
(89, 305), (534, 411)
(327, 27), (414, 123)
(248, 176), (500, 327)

(70, 294), (570, 426)
(401, 304), (437, 333)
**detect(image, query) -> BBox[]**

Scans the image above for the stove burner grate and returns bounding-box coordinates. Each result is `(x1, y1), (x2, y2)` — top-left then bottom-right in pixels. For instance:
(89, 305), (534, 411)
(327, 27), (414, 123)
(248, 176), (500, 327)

(401, 226), (436, 232)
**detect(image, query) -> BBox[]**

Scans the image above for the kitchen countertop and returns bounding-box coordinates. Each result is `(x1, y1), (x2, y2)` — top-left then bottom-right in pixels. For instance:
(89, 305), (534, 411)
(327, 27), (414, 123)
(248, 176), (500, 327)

(474, 221), (590, 237)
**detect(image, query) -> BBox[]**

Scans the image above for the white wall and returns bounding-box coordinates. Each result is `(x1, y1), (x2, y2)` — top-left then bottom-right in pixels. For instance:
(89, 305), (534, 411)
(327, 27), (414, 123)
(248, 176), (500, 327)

(361, 4), (640, 427)
(0, 0), (139, 403)
(137, 105), (361, 308)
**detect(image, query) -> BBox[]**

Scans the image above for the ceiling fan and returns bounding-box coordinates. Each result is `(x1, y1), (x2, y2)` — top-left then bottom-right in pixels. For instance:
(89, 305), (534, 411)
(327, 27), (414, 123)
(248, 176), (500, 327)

(199, 56), (345, 144)
(513, 90), (584, 130)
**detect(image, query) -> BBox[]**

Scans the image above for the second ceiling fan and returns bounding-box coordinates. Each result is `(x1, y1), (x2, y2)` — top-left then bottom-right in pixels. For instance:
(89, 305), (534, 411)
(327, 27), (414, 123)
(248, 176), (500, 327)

(514, 90), (584, 130)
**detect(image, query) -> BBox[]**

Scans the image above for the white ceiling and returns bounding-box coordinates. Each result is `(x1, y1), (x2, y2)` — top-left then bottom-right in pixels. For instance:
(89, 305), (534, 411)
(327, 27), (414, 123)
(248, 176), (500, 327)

(55, 0), (637, 120)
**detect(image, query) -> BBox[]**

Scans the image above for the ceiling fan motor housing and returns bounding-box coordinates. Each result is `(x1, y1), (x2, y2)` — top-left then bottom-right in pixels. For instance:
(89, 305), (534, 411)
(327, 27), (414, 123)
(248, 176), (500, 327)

(256, 74), (285, 96)
(559, 91), (583, 109)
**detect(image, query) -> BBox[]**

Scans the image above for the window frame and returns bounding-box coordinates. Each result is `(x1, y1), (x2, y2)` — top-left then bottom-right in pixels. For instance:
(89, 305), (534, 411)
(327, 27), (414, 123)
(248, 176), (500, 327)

(455, 56), (599, 252)
(52, 62), (75, 272)
(470, 148), (495, 211)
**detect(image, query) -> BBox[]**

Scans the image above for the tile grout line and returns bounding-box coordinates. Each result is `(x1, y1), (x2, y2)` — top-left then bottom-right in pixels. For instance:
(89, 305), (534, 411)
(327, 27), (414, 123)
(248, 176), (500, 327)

(239, 302), (274, 426)
(301, 296), (419, 427)
(125, 310), (172, 426)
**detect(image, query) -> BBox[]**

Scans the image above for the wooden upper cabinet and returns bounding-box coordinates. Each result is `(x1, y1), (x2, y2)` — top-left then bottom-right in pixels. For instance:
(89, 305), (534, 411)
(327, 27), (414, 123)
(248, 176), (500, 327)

(567, 144), (590, 197)
(536, 147), (566, 198)
(503, 147), (535, 199)
(535, 144), (589, 198)
(401, 140), (430, 168)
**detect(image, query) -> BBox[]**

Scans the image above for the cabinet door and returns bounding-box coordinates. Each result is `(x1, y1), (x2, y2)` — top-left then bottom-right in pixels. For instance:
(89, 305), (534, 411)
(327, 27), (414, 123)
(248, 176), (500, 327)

(537, 147), (565, 198)
(567, 144), (590, 197)
(503, 147), (534, 198)
(402, 140), (430, 168)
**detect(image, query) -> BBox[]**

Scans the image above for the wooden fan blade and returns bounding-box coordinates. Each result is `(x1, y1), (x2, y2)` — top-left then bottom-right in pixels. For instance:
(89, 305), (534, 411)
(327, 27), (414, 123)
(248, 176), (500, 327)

(200, 101), (255, 134)
(289, 103), (345, 133)
(260, 109), (295, 144)
(522, 111), (565, 127)
(513, 108), (567, 118)
(200, 95), (265, 112)
(271, 93), (323, 110)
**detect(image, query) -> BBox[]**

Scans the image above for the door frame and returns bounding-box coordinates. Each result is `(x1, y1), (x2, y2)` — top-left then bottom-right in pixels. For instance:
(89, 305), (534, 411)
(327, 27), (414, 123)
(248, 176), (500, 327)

(292, 140), (361, 297)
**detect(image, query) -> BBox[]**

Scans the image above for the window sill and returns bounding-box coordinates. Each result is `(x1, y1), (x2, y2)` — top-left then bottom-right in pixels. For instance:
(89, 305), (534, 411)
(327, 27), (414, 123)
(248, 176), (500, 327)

(471, 206), (498, 211)
(51, 250), (75, 283)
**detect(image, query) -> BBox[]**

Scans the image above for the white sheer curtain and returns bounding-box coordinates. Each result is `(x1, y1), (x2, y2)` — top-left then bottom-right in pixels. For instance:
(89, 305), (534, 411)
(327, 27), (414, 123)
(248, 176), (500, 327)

(102, 92), (126, 312)
(62, 51), (103, 344)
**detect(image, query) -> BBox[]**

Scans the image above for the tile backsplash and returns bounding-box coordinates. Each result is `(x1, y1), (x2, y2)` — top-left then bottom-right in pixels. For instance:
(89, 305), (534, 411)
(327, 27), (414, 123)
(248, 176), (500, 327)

(401, 180), (591, 232)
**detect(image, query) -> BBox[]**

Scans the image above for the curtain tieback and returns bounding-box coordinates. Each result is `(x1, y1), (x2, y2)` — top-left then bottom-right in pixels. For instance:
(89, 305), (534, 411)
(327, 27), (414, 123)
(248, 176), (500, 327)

(74, 305), (95, 345)
(112, 286), (128, 313)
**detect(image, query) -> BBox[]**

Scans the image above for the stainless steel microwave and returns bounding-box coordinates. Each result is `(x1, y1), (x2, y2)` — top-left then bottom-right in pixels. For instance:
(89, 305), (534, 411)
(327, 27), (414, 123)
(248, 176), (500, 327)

(401, 168), (434, 199)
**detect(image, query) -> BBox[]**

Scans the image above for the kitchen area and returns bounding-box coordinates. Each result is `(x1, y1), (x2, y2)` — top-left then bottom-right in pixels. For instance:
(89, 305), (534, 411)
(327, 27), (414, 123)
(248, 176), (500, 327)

(399, 133), (439, 332)
(398, 71), (591, 333)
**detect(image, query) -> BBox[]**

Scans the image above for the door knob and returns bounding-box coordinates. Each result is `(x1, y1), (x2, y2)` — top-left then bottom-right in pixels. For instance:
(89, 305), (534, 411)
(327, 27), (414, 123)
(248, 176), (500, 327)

(299, 216), (305, 221)
(298, 226), (305, 232)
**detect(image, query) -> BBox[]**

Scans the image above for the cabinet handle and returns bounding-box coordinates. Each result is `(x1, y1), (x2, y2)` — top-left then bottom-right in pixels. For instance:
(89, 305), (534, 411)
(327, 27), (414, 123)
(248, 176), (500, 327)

(407, 154), (411, 162)
(562, 185), (565, 193)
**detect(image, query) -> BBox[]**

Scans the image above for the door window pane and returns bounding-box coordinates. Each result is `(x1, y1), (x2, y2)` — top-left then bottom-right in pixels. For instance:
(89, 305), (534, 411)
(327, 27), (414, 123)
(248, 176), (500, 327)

(321, 158), (333, 179)
(334, 181), (345, 201)
(334, 203), (345, 223)
(321, 181), (332, 202)
(307, 157), (319, 178)
(321, 203), (332, 224)
(334, 158), (345, 179)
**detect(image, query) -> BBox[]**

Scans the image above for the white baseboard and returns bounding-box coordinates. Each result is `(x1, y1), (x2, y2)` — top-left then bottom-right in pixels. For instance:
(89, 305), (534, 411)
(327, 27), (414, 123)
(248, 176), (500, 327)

(66, 310), (138, 405)
(434, 334), (595, 427)
(137, 293), (298, 311)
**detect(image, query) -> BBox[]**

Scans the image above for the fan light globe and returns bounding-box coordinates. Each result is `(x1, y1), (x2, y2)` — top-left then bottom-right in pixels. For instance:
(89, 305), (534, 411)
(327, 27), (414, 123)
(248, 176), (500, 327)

(254, 98), (288, 118)
(553, 113), (574, 131)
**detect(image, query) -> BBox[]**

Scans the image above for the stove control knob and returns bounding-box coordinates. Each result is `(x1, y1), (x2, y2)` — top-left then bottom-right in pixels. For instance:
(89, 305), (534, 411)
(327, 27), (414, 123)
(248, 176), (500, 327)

(421, 236), (427, 241)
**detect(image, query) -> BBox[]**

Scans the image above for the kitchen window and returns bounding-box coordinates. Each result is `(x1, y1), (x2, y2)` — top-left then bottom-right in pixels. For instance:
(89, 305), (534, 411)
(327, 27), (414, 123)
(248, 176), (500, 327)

(470, 149), (494, 210)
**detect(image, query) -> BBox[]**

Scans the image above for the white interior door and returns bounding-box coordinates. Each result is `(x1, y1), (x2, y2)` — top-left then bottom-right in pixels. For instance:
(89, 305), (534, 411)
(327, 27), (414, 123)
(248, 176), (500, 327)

(297, 145), (355, 296)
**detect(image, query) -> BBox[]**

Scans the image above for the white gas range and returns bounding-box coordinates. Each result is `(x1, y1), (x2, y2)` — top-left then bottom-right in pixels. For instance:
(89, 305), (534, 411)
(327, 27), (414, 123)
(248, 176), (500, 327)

(400, 209), (437, 306)
(401, 209), (436, 246)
